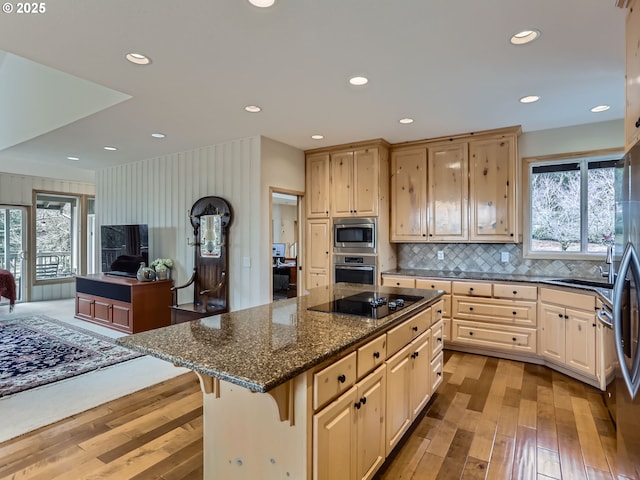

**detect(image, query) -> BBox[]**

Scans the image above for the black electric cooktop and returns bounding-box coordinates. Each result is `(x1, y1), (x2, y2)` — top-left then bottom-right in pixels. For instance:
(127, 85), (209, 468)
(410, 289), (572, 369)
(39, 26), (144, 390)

(308, 291), (424, 319)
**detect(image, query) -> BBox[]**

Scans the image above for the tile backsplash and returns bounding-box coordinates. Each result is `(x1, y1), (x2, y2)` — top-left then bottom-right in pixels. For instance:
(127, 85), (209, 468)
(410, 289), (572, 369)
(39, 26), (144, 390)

(397, 243), (605, 279)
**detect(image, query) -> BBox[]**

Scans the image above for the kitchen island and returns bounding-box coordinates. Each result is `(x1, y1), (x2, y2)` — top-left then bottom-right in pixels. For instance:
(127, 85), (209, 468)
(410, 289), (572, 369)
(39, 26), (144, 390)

(118, 283), (444, 480)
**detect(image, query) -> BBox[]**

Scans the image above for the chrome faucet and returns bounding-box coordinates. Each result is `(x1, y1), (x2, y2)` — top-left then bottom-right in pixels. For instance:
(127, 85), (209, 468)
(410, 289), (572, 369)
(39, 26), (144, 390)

(599, 245), (615, 285)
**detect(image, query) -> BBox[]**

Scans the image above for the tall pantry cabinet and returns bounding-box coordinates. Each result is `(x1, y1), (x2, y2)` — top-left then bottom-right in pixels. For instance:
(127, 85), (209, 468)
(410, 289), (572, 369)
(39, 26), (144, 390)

(304, 140), (394, 289)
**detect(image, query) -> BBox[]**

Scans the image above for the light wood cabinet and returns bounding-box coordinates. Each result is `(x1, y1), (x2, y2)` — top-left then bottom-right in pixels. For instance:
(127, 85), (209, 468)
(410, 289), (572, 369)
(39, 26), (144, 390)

(469, 135), (518, 241)
(390, 148), (427, 241)
(539, 287), (597, 378)
(389, 126), (520, 244)
(306, 218), (331, 288)
(75, 274), (172, 333)
(313, 364), (387, 480)
(428, 142), (469, 241)
(626, 0), (640, 152)
(331, 149), (380, 217)
(381, 275), (415, 288)
(306, 153), (331, 218)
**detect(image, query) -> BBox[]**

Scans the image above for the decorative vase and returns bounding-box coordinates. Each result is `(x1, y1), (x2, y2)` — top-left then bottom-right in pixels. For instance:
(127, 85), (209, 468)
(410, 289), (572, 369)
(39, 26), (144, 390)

(156, 269), (169, 280)
(136, 262), (156, 282)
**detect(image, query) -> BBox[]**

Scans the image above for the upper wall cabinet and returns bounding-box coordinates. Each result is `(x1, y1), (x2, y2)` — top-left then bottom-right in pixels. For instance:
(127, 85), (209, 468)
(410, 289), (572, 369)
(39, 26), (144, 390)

(306, 153), (331, 218)
(626, 0), (640, 152)
(468, 135), (517, 242)
(390, 126), (520, 244)
(390, 148), (427, 241)
(331, 148), (380, 217)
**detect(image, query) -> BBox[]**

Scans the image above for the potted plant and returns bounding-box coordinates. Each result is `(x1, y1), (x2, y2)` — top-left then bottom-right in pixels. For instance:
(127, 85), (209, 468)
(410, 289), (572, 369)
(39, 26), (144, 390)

(150, 258), (173, 280)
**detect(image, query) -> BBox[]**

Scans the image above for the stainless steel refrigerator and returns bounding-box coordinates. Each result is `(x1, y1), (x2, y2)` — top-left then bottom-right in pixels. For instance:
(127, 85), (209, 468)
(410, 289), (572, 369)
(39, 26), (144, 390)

(611, 143), (640, 478)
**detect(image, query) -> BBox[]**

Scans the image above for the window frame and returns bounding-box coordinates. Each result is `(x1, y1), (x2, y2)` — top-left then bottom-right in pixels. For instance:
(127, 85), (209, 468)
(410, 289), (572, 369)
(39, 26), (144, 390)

(522, 148), (622, 260)
(31, 190), (95, 284)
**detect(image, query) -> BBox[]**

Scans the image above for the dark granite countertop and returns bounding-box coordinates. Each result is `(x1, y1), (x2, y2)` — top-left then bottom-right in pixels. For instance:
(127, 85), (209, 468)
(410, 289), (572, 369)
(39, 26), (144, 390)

(117, 283), (443, 393)
(382, 269), (613, 305)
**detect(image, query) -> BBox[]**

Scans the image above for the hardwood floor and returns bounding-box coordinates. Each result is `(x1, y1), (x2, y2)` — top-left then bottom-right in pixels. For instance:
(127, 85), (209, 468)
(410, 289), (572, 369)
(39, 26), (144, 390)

(0, 351), (632, 479)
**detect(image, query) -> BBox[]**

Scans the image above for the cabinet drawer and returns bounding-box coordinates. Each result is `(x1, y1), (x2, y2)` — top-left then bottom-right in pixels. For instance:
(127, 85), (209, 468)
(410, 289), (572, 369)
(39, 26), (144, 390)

(314, 351), (357, 410)
(357, 335), (387, 379)
(415, 278), (451, 293)
(431, 319), (444, 357)
(451, 319), (537, 353)
(431, 299), (444, 324)
(539, 287), (596, 311)
(452, 296), (537, 327)
(382, 276), (416, 288)
(452, 281), (492, 297)
(431, 351), (444, 393)
(493, 283), (537, 301)
(386, 307), (431, 356)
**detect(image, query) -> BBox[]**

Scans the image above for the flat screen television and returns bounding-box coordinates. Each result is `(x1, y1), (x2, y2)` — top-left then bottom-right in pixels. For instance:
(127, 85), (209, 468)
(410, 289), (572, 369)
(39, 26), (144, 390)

(101, 224), (149, 277)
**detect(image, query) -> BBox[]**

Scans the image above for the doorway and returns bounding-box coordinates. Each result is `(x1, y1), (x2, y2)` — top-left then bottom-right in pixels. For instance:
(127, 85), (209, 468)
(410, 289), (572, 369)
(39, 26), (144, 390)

(271, 190), (301, 302)
(0, 206), (27, 304)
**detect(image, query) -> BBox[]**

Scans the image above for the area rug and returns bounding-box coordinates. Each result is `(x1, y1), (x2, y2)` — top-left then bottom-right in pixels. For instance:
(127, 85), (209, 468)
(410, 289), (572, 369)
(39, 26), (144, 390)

(0, 315), (142, 397)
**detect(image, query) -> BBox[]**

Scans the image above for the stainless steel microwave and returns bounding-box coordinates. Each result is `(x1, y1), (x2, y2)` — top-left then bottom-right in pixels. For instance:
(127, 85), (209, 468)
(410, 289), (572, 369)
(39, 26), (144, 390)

(333, 218), (376, 254)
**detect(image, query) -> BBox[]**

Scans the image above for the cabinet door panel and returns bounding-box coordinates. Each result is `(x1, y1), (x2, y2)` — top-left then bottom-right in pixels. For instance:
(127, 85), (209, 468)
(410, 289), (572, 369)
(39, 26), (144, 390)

(385, 344), (412, 456)
(390, 149), (427, 241)
(539, 303), (566, 362)
(76, 295), (94, 320)
(353, 149), (379, 217)
(469, 136), (516, 242)
(565, 308), (597, 376)
(357, 366), (386, 480)
(431, 352), (444, 393)
(307, 154), (330, 218)
(93, 299), (111, 323)
(331, 152), (355, 217)
(313, 386), (358, 480)
(410, 332), (431, 418)
(306, 219), (331, 290)
(428, 142), (468, 241)
(112, 302), (131, 328)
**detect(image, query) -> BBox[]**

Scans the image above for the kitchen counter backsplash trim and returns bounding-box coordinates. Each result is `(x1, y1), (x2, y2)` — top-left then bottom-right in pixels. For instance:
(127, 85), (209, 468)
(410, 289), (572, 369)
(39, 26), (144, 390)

(117, 284), (443, 393)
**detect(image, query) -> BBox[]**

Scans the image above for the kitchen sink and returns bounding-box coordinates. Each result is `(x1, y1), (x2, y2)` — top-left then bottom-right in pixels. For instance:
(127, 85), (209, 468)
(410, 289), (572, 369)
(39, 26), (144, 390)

(548, 278), (612, 289)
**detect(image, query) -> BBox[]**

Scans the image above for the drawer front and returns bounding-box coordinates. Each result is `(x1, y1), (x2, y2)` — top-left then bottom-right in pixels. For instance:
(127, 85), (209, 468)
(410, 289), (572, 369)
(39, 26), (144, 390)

(451, 320), (537, 353)
(493, 283), (538, 301)
(452, 281), (492, 297)
(314, 351), (357, 410)
(386, 308), (431, 356)
(431, 319), (444, 357)
(539, 287), (596, 311)
(431, 299), (444, 324)
(452, 296), (537, 327)
(382, 275), (416, 288)
(431, 352), (444, 393)
(357, 335), (387, 379)
(415, 278), (452, 293)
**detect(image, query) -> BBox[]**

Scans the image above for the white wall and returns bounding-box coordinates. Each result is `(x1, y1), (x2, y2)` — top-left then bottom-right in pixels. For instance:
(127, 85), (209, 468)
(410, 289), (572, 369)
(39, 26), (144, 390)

(96, 135), (305, 311)
(519, 119), (624, 157)
(0, 172), (95, 301)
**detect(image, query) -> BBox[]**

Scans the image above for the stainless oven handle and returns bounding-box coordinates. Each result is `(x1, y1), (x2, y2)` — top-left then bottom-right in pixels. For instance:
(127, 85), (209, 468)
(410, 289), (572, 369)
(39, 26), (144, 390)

(335, 265), (374, 271)
(596, 308), (613, 328)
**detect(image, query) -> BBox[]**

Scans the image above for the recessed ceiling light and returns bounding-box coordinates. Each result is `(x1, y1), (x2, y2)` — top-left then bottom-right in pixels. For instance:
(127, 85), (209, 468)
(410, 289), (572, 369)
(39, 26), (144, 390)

(125, 53), (151, 65)
(519, 95), (540, 104)
(349, 76), (369, 86)
(103, 146), (118, 151)
(151, 132), (166, 138)
(248, 0), (275, 6)
(399, 118), (414, 124)
(591, 105), (611, 113)
(510, 29), (540, 45)
(311, 134), (324, 140)
(244, 105), (262, 113)
(67, 156), (79, 161)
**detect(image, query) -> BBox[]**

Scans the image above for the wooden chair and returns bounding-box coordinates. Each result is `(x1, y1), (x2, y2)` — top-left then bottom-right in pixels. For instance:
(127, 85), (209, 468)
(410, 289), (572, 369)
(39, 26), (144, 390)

(170, 196), (232, 324)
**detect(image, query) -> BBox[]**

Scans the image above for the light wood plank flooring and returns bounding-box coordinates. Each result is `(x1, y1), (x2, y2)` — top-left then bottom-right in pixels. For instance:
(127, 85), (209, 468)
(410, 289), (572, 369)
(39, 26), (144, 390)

(0, 351), (631, 479)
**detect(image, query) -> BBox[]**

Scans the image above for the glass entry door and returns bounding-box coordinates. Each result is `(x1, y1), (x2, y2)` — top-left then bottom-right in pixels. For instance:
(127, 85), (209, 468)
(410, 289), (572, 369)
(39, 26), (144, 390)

(0, 206), (27, 304)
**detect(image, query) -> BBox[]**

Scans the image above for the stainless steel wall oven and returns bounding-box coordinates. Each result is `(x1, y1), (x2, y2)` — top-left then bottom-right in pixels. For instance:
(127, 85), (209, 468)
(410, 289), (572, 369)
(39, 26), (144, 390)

(334, 254), (376, 285)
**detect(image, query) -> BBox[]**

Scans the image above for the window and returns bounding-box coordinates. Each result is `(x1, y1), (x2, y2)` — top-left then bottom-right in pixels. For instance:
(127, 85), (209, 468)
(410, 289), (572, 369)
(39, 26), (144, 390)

(35, 193), (79, 280)
(526, 153), (619, 258)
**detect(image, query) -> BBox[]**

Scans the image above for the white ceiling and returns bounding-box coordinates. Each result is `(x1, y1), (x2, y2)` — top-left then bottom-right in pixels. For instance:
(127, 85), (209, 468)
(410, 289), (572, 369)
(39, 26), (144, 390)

(0, 0), (626, 171)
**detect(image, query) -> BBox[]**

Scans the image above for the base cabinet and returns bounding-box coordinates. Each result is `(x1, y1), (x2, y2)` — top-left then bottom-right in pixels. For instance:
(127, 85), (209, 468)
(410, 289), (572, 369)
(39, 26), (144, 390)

(74, 274), (172, 333)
